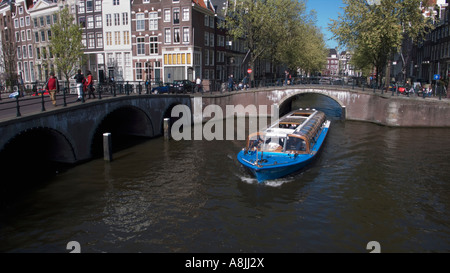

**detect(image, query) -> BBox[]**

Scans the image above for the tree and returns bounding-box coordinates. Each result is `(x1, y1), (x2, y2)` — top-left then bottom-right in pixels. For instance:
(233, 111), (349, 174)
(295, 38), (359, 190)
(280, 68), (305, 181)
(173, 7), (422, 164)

(276, 10), (328, 75)
(49, 7), (84, 85)
(222, 0), (324, 81)
(329, 0), (433, 86)
(1, 28), (18, 91)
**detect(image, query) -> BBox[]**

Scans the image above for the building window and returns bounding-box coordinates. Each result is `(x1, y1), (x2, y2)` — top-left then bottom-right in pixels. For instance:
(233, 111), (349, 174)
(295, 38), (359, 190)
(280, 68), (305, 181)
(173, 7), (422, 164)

(204, 15), (209, 27)
(204, 32), (209, 46)
(47, 30), (51, 41)
(113, 0), (119, 5)
(20, 17), (24, 27)
(136, 62), (142, 80)
(28, 45), (33, 58)
(46, 15), (51, 25)
(79, 2), (85, 13)
(88, 33), (95, 48)
(183, 27), (189, 43)
(114, 13), (120, 26)
(150, 36), (158, 54)
(86, 0), (93, 12)
(95, 0), (102, 11)
(123, 31), (130, 45)
(87, 16), (94, 28)
(41, 31), (46, 42)
(97, 33), (103, 48)
(106, 14), (112, 27)
(26, 16), (30, 26)
(95, 15), (102, 28)
(106, 32), (112, 46)
(174, 28), (180, 43)
(14, 18), (18, 28)
(30, 61), (35, 82)
(125, 53), (131, 67)
(34, 32), (39, 42)
(137, 37), (145, 55)
(114, 31), (120, 45)
(149, 12), (158, 30)
(22, 45), (27, 58)
(79, 17), (86, 28)
(122, 12), (128, 25)
(40, 17), (44, 27)
(164, 28), (171, 44)
(173, 8), (180, 24)
(164, 9), (170, 22)
(136, 13), (145, 31)
(210, 33), (214, 47)
(182, 8), (189, 21)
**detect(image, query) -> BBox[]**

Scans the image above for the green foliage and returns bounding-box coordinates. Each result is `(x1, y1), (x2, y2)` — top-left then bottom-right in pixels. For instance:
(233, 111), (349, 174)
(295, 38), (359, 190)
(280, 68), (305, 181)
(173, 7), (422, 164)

(222, 0), (327, 77)
(329, 0), (433, 81)
(49, 7), (84, 82)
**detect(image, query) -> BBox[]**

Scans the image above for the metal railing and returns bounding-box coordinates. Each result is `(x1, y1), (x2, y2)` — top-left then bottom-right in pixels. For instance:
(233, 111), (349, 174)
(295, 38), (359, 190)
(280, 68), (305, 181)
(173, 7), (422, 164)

(1, 78), (447, 120)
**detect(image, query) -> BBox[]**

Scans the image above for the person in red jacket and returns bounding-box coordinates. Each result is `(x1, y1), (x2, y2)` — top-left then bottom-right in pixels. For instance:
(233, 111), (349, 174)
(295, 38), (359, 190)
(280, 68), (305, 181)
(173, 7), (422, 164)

(85, 70), (95, 99)
(46, 71), (59, 106)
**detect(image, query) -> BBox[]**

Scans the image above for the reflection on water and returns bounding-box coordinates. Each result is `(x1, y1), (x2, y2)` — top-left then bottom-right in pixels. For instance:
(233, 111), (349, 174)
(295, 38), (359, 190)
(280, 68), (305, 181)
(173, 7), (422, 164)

(0, 94), (449, 253)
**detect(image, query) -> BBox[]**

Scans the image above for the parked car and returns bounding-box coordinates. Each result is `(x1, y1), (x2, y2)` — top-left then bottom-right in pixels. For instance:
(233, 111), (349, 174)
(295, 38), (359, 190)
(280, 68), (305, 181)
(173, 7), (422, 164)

(151, 82), (171, 94)
(173, 80), (195, 93)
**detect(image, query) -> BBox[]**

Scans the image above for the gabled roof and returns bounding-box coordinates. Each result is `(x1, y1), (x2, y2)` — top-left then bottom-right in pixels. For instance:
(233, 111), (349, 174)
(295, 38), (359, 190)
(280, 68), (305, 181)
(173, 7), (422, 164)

(192, 0), (215, 12)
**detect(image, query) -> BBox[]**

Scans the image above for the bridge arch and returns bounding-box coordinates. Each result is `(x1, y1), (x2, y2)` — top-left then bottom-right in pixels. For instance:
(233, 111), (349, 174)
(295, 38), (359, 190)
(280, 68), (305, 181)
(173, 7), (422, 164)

(90, 105), (155, 157)
(278, 90), (346, 117)
(0, 127), (77, 165)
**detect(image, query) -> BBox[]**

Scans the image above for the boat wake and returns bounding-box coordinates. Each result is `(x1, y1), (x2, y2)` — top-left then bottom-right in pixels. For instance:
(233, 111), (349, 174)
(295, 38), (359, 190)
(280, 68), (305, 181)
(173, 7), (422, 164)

(236, 174), (294, 187)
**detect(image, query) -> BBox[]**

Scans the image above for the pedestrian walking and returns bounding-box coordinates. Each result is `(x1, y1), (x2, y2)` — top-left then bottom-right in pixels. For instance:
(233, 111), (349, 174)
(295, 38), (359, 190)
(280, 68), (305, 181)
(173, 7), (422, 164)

(195, 77), (203, 94)
(228, 75), (234, 92)
(243, 75), (249, 90)
(46, 71), (60, 106)
(74, 70), (85, 101)
(85, 71), (95, 99)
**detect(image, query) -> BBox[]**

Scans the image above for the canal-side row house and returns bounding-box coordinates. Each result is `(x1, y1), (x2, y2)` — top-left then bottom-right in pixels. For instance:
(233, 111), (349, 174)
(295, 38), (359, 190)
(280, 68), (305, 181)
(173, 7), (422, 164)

(28, 0), (60, 82)
(12, 0), (35, 88)
(131, 0), (163, 83)
(103, 0), (131, 81)
(77, 0), (105, 81)
(160, 0), (216, 83)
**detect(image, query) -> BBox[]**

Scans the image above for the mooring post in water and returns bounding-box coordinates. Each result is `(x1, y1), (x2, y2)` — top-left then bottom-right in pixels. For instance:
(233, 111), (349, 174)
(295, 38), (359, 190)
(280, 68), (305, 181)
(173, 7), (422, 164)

(103, 133), (113, 162)
(164, 118), (170, 140)
(272, 103), (279, 120)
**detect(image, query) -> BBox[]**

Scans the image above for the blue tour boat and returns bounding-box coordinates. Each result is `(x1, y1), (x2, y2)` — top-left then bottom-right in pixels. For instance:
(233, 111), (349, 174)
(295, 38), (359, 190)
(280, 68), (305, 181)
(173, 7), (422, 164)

(237, 108), (331, 182)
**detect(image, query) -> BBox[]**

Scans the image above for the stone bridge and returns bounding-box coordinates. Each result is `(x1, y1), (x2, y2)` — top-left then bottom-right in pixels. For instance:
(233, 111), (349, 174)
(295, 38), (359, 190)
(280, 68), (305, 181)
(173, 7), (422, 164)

(198, 86), (450, 128)
(0, 95), (191, 166)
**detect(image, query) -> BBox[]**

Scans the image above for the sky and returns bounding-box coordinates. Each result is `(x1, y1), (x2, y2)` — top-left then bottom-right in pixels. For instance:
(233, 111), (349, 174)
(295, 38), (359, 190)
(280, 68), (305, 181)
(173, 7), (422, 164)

(305, 0), (345, 49)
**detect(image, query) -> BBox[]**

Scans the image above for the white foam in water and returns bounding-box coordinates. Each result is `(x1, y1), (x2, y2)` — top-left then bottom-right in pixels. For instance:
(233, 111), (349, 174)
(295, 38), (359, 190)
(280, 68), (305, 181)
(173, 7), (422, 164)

(237, 174), (294, 187)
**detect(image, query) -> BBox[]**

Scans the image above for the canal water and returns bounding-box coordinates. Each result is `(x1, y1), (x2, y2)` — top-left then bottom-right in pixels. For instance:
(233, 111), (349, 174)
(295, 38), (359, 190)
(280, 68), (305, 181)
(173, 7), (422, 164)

(0, 94), (449, 253)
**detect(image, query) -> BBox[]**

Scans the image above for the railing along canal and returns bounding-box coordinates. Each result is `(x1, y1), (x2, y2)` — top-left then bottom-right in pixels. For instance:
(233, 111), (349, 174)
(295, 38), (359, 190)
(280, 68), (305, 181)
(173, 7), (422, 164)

(0, 78), (447, 120)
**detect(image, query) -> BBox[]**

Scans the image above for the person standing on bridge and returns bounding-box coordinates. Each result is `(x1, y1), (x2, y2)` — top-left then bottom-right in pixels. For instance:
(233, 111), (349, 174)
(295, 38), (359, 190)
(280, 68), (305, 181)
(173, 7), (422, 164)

(74, 69), (85, 102)
(46, 71), (60, 107)
(85, 71), (95, 99)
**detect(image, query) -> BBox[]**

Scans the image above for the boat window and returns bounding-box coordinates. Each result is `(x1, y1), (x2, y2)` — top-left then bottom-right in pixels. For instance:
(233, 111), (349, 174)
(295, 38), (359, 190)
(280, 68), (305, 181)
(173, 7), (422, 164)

(285, 136), (306, 152)
(248, 134), (264, 150)
(261, 136), (285, 152)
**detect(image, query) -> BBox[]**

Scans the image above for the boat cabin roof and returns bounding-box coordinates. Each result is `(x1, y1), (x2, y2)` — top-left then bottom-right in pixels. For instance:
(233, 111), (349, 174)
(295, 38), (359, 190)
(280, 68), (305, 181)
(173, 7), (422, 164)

(246, 108), (327, 154)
